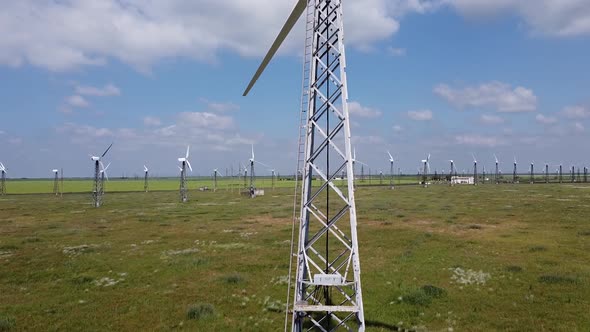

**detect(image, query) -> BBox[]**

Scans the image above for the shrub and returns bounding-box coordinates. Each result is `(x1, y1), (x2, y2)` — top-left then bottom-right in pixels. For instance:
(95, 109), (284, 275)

(186, 303), (215, 320)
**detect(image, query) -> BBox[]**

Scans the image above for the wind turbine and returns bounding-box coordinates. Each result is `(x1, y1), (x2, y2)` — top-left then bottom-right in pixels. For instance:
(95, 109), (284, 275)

(421, 154), (430, 187)
(248, 144), (271, 197)
(240, 162), (248, 189)
(0, 162), (6, 195)
(387, 151), (395, 189)
(530, 161), (534, 184)
(545, 163), (549, 183)
(472, 154), (478, 185)
(90, 143), (113, 208)
(584, 167), (588, 183)
(513, 156), (518, 184)
(178, 145), (192, 203)
(52, 169), (59, 195)
(143, 165), (149, 192)
(571, 165), (576, 183)
(242, 0), (365, 328)
(270, 169), (276, 190)
(559, 164), (563, 183)
(494, 154), (500, 184)
(352, 148), (369, 183)
(213, 168), (223, 192)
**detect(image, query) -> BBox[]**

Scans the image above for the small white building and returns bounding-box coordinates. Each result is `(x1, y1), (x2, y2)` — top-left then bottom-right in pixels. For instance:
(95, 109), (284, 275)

(451, 176), (474, 185)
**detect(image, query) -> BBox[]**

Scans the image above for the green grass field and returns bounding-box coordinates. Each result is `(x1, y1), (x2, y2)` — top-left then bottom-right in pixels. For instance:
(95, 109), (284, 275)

(1, 183), (589, 331)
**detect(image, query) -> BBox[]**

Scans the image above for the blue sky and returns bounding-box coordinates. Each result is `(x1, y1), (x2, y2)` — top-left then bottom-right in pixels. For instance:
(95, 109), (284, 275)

(0, 1), (589, 178)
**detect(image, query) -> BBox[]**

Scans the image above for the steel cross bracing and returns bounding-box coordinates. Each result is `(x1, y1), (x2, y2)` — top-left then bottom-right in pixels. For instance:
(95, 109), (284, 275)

(180, 162), (188, 203)
(292, 0), (365, 330)
(144, 172), (149, 192)
(92, 161), (102, 207)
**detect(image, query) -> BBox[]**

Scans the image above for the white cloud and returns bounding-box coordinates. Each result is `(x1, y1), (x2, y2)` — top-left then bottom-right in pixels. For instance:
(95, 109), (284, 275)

(177, 112), (235, 130)
(0, 130), (5, 135)
(58, 122), (114, 138)
(445, 0), (590, 37)
(455, 134), (504, 147)
(562, 105), (590, 119)
(0, 0), (430, 71)
(200, 98), (240, 113)
(348, 101), (382, 118)
(407, 109), (433, 121)
(387, 47), (406, 56)
(434, 81), (537, 113)
(574, 122), (585, 132)
(75, 83), (121, 97)
(66, 95), (90, 108)
(535, 114), (557, 124)
(393, 125), (403, 132)
(143, 116), (162, 127)
(480, 114), (504, 125)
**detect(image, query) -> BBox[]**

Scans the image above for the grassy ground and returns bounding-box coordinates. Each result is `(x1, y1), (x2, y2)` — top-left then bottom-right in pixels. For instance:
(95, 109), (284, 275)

(1, 184), (589, 331)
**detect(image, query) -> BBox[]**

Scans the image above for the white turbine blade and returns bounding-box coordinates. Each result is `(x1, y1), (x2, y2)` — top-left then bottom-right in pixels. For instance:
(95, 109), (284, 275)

(104, 170), (109, 181)
(353, 148), (356, 161)
(387, 151), (393, 161)
(99, 161), (105, 171)
(178, 166), (183, 172)
(242, 0), (307, 96)
(101, 143), (113, 158)
(472, 153), (477, 163)
(104, 162), (111, 171)
(186, 160), (193, 172)
(494, 154), (498, 163)
(186, 145), (190, 159)
(255, 160), (271, 168)
(251, 144), (255, 160)
(144, 165), (148, 172)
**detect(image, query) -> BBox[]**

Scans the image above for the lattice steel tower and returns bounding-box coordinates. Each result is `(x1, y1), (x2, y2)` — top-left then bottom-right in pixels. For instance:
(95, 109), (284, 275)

(92, 159), (102, 207)
(90, 143), (112, 208)
(177, 146), (192, 203)
(52, 169), (59, 195)
(0, 162), (6, 195)
(243, 0), (365, 329)
(144, 165), (149, 192)
(179, 166), (188, 202)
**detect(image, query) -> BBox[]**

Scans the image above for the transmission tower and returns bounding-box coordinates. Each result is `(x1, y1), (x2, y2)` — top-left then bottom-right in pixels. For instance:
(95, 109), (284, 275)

(243, 0), (365, 329)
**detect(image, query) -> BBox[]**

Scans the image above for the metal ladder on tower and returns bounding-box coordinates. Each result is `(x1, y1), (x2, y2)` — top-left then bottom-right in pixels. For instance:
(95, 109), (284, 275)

(284, 1), (316, 330)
